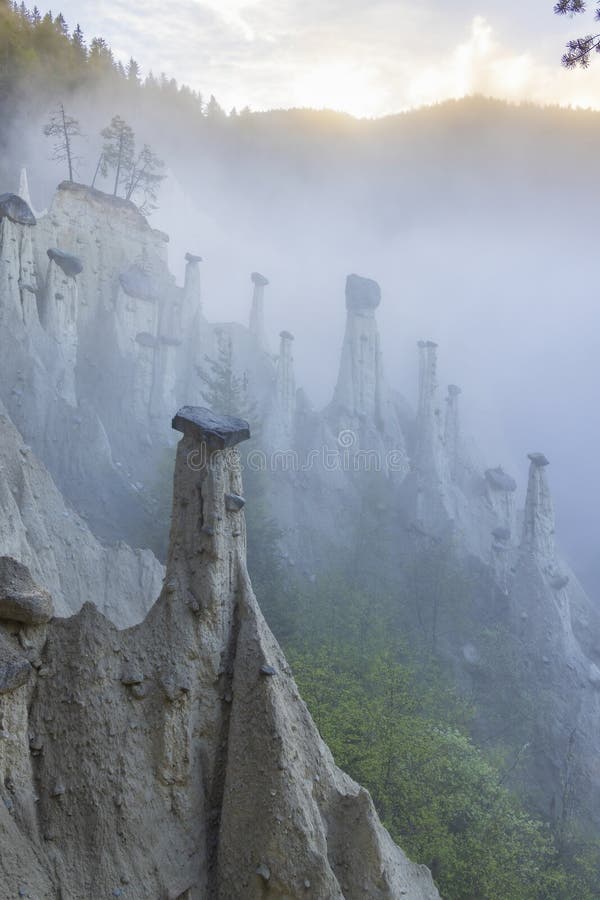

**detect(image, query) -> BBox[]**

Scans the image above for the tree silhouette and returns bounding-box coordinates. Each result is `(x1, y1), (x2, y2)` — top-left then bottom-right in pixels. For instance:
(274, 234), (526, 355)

(100, 115), (166, 212)
(43, 103), (82, 182)
(72, 23), (86, 57)
(126, 57), (141, 84)
(555, 1), (600, 66)
(124, 143), (166, 215)
(101, 114), (135, 197)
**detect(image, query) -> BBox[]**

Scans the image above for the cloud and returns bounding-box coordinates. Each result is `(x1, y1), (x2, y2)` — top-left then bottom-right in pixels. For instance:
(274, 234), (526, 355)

(55, 2), (600, 114)
(400, 15), (600, 111)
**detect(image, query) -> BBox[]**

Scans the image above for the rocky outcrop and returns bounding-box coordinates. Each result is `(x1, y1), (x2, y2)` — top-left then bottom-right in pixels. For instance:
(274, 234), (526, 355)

(0, 399), (162, 623)
(0, 557), (54, 625)
(0, 409), (439, 899)
(0, 193), (36, 227)
(508, 454), (600, 826)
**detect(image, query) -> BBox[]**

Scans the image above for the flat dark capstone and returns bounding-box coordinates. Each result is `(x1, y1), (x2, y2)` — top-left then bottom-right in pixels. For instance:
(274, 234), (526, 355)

(259, 664), (277, 677)
(172, 407), (250, 448)
(135, 332), (157, 349)
(185, 252), (203, 264)
(528, 452), (550, 468)
(492, 527), (511, 542)
(447, 384), (462, 397)
(485, 467), (517, 493)
(0, 632), (31, 695)
(251, 271), (269, 287)
(119, 265), (157, 302)
(346, 273), (381, 311)
(47, 248), (83, 277)
(225, 493), (245, 512)
(418, 339), (438, 349)
(0, 193), (36, 226)
(280, 330), (294, 341)
(0, 557), (54, 624)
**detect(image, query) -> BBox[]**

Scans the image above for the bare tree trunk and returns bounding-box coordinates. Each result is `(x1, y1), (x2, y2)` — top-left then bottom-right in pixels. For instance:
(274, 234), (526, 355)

(60, 103), (73, 182)
(113, 131), (123, 196)
(91, 154), (103, 189)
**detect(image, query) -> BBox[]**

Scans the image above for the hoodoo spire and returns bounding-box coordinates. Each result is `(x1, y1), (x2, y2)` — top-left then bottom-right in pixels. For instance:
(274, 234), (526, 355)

(444, 384), (461, 478)
(521, 452), (555, 562)
(415, 340), (446, 476)
(276, 330), (296, 437)
(332, 273), (384, 427)
(249, 271), (269, 349)
(184, 252), (203, 312)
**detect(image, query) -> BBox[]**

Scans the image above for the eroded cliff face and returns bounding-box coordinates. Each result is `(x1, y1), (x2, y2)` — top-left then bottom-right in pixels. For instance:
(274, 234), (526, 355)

(0, 398), (162, 622)
(2, 175), (600, 843)
(0, 409), (439, 900)
(507, 455), (600, 824)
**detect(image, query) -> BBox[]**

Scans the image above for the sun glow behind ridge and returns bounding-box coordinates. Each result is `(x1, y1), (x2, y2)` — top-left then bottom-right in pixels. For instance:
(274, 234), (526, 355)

(284, 17), (600, 117)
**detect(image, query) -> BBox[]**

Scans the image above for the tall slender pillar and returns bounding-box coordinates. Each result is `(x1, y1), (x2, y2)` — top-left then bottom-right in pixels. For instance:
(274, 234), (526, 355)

(249, 271), (269, 350)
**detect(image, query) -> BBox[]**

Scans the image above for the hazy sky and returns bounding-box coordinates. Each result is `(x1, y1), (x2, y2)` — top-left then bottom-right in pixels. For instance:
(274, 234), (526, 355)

(55, 1), (600, 115)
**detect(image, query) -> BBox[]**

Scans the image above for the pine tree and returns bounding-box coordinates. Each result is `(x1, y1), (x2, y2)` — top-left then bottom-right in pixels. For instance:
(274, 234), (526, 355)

(205, 94), (225, 118)
(126, 57), (141, 84)
(555, 1), (600, 66)
(89, 36), (114, 71)
(124, 142), (166, 215)
(54, 11), (67, 35)
(72, 23), (85, 56)
(196, 333), (251, 416)
(43, 103), (82, 182)
(100, 114), (135, 197)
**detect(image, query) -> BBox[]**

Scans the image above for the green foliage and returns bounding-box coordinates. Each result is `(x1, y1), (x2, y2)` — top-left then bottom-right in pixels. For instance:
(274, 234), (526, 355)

(279, 574), (600, 899)
(293, 644), (554, 899)
(0, 3), (211, 134)
(101, 114), (135, 197)
(99, 114), (165, 211)
(123, 142), (165, 214)
(195, 333), (252, 418)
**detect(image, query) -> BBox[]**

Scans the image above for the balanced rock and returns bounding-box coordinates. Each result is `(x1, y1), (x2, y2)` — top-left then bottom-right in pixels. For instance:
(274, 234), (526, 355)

(251, 271), (269, 287)
(0, 192), (36, 226)
(528, 452), (550, 468)
(135, 332), (157, 349)
(225, 493), (245, 512)
(485, 467), (517, 493)
(0, 557), (54, 624)
(172, 406), (250, 449)
(345, 273), (381, 311)
(47, 248), (83, 277)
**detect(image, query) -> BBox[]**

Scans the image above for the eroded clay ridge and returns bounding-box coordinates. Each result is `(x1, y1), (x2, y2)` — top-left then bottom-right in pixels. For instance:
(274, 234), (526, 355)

(0, 407), (439, 900)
